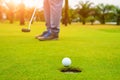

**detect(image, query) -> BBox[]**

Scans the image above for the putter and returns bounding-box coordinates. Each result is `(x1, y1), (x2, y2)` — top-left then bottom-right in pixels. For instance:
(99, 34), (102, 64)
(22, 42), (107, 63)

(21, 7), (37, 32)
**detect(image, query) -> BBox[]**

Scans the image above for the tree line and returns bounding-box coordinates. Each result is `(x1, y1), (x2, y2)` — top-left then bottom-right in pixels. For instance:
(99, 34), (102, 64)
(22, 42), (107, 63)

(0, 0), (120, 26)
(63, 1), (120, 25)
(0, 0), (45, 25)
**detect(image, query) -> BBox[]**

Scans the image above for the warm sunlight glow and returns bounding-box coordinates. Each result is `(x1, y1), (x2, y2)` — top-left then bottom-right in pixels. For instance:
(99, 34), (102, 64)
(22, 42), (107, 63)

(24, 0), (34, 8)
(4, 0), (43, 8)
(13, 0), (21, 4)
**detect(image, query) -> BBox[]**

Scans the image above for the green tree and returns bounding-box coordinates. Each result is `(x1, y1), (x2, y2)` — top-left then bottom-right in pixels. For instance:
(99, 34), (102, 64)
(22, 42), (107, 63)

(76, 1), (94, 25)
(35, 10), (45, 22)
(113, 6), (120, 25)
(5, 0), (15, 23)
(18, 0), (25, 25)
(0, 0), (3, 21)
(69, 8), (79, 23)
(62, 0), (69, 26)
(95, 4), (114, 24)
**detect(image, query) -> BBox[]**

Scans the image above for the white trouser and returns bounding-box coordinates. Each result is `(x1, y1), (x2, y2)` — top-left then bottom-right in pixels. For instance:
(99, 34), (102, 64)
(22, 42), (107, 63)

(44, 0), (63, 32)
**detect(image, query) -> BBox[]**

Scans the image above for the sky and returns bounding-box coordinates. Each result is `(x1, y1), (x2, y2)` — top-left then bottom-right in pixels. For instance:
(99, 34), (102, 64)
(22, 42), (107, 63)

(69, 0), (120, 8)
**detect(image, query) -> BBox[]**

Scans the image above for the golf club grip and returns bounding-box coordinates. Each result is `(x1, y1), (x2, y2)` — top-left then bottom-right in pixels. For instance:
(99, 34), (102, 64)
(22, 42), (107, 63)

(28, 7), (37, 29)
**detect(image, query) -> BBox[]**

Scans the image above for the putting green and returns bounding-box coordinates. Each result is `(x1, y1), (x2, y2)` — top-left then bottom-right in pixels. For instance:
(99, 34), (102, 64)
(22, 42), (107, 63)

(0, 22), (120, 80)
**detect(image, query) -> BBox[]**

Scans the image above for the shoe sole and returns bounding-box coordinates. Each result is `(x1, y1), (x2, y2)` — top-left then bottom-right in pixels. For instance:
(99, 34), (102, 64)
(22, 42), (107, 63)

(38, 37), (59, 41)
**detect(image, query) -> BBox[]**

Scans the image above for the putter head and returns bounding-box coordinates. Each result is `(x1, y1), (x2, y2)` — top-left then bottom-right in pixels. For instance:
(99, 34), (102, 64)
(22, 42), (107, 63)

(21, 28), (31, 32)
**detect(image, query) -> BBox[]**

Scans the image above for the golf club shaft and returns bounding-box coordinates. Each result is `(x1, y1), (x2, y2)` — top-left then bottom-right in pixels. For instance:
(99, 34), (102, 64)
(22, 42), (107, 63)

(28, 7), (37, 29)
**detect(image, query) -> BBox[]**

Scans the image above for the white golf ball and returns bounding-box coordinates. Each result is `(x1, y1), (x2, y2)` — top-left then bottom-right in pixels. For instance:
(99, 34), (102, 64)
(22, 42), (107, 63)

(62, 57), (71, 67)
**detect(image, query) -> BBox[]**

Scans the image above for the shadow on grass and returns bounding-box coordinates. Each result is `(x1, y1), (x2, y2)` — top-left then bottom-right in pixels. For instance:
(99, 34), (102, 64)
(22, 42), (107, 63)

(59, 67), (82, 73)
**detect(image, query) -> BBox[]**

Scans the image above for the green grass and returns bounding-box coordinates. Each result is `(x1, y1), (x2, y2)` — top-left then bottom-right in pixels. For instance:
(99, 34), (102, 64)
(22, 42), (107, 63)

(0, 22), (120, 80)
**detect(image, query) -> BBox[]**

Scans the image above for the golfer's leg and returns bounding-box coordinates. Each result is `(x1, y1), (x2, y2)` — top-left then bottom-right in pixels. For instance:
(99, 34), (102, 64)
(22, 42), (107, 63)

(44, 0), (50, 30)
(49, 0), (63, 32)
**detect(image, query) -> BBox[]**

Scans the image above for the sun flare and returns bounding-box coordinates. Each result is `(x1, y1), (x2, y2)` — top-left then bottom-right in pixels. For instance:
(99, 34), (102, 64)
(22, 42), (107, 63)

(4, 0), (43, 8)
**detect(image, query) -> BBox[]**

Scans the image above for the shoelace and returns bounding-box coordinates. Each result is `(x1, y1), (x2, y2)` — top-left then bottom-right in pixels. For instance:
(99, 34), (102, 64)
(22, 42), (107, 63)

(43, 30), (51, 38)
